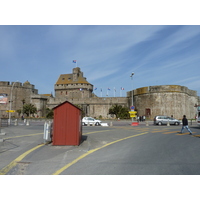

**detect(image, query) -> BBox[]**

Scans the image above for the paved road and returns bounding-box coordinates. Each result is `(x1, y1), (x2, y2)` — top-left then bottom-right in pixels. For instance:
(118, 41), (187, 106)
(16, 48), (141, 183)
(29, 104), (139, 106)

(0, 120), (200, 175)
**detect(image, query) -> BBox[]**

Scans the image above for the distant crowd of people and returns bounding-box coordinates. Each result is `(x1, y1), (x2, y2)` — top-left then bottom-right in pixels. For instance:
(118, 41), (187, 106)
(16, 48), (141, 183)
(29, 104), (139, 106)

(137, 115), (145, 122)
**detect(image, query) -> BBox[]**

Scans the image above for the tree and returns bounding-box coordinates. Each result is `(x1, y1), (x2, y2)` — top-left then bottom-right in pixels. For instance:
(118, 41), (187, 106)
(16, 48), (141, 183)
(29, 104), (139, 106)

(23, 104), (37, 117)
(46, 108), (54, 119)
(75, 104), (85, 117)
(109, 104), (130, 119)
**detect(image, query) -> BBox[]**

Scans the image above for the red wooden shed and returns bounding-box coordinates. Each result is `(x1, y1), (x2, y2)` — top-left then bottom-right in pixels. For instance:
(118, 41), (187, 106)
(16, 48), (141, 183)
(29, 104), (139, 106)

(52, 101), (82, 146)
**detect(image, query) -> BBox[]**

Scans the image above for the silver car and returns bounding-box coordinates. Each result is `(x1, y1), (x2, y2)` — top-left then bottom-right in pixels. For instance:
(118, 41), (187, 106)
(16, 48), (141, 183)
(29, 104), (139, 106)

(154, 116), (180, 125)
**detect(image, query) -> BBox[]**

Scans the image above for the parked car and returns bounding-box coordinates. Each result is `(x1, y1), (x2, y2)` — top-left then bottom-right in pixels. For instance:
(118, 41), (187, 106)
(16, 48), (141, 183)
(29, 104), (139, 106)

(154, 116), (180, 125)
(82, 117), (102, 126)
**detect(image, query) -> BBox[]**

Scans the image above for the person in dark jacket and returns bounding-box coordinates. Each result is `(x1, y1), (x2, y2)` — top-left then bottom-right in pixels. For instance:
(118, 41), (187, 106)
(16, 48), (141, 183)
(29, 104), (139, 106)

(181, 115), (192, 135)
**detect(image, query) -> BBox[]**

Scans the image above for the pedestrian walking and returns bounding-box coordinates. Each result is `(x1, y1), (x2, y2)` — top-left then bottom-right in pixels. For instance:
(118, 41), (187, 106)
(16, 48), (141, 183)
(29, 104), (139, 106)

(180, 115), (192, 135)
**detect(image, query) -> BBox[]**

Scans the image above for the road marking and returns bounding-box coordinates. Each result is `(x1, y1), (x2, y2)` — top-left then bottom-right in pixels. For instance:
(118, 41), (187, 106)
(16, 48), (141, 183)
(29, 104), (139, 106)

(4, 133), (43, 140)
(152, 130), (164, 133)
(176, 133), (190, 136)
(192, 134), (200, 138)
(163, 131), (179, 134)
(83, 130), (111, 135)
(176, 132), (196, 136)
(52, 132), (148, 175)
(0, 144), (45, 175)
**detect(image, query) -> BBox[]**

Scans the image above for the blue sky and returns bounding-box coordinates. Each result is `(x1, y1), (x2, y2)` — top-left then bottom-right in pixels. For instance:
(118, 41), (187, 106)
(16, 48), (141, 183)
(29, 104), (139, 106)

(1, 25), (200, 97)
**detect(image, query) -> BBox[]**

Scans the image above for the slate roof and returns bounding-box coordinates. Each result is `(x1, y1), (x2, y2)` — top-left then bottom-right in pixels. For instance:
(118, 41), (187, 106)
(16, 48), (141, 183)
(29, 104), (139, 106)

(55, 74), (90, 85)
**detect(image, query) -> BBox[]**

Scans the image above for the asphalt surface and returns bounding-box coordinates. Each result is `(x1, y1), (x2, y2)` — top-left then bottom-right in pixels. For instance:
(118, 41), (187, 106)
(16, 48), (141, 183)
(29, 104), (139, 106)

(0, 119), (200, 175)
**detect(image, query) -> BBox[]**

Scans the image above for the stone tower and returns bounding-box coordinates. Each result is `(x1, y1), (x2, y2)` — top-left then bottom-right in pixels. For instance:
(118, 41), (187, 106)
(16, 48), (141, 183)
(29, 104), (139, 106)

(54, 67), (93, 100)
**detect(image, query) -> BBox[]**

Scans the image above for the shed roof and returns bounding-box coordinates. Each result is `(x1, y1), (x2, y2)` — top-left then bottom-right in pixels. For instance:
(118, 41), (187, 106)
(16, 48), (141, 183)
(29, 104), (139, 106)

(53, 100), (82, 111)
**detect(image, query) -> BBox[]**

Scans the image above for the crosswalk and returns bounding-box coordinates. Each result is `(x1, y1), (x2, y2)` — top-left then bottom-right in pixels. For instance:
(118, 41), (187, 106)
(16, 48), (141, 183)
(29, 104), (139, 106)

(110, 126), (196, 136)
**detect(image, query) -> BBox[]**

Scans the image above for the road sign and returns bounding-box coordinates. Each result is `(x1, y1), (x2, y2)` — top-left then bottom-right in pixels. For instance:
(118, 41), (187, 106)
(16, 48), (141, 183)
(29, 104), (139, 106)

(6, 110), (15, 113)
(129, 111), (137, 114)
(129, 110), (137, 118)
(130, 106), (135, 110)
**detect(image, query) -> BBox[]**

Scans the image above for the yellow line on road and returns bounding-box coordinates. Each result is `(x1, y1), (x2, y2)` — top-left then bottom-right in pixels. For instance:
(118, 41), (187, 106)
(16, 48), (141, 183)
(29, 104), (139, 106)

(4, 133), (43, 140)
(0, 144), (45, 175)
(83, 130), (111, 135)
(52, 132), (148, 175)
(163, 131), (179, 134)
(176, 133), (189, 136)
(152, 130), (164, 133)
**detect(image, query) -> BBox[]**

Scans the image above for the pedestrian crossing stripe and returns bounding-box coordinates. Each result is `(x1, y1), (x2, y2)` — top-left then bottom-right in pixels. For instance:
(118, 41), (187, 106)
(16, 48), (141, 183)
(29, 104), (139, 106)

(176, 132), (196, 136)
(152, 130), (164, 133)
(163, 131), (179, 134)
(192, 134), (200, 138)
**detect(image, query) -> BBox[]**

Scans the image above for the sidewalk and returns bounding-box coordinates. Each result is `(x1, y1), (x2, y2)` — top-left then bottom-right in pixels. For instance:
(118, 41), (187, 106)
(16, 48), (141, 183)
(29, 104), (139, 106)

(0, 121), (45, 153)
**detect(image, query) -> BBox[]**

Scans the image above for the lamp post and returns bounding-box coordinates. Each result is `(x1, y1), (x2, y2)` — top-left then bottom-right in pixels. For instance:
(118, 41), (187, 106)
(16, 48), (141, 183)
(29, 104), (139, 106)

(130, 72), (134, 106)
(8, 81), (18, 125)
(130, 72), (134, 122)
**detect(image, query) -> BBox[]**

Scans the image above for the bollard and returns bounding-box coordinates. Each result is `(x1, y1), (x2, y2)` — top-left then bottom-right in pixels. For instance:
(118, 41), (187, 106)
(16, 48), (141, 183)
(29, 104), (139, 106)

(146, 121), (149, 126)
(92, 122), (95, 126)
(167, 120), (170, 126)
(0, 127), (6, 135)
(110, 122), (113, 126)
(26, 120), (30, 126)
(14, 119), (18, 126)
(87, 122), (90, 126)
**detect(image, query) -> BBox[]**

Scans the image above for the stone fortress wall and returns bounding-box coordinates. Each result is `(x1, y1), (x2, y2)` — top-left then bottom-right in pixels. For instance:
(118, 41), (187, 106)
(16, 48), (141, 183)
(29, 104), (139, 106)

(0, 67), (199, 120)
(48, 96), (128, 119)
(0, 81), (48, 118)
(128, 85), (198, 119)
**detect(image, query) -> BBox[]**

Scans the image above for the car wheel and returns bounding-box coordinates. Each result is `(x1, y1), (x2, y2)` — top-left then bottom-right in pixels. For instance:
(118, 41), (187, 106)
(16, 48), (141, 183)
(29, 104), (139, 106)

(82, 122), (86, 126)
(158, 122), (162, 126)
(95, 122), (100, 126)
(175, 122), (179, 125)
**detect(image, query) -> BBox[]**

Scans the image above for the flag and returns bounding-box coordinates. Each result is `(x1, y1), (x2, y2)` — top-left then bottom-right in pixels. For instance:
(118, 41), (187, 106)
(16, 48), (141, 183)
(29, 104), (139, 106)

(121, 87), (124, 90)
(79, 88), (83, 91)
(73, 60), (77, 63)
(94, 87), (97, 90)
(108, 88), (111, 90)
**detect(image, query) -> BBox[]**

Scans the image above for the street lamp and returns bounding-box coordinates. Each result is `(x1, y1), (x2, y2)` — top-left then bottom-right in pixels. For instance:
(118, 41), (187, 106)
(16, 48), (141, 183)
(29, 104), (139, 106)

(8, 81), (18, 125)
(130, 72), (134, 106)
(130, 72), (134, 122)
